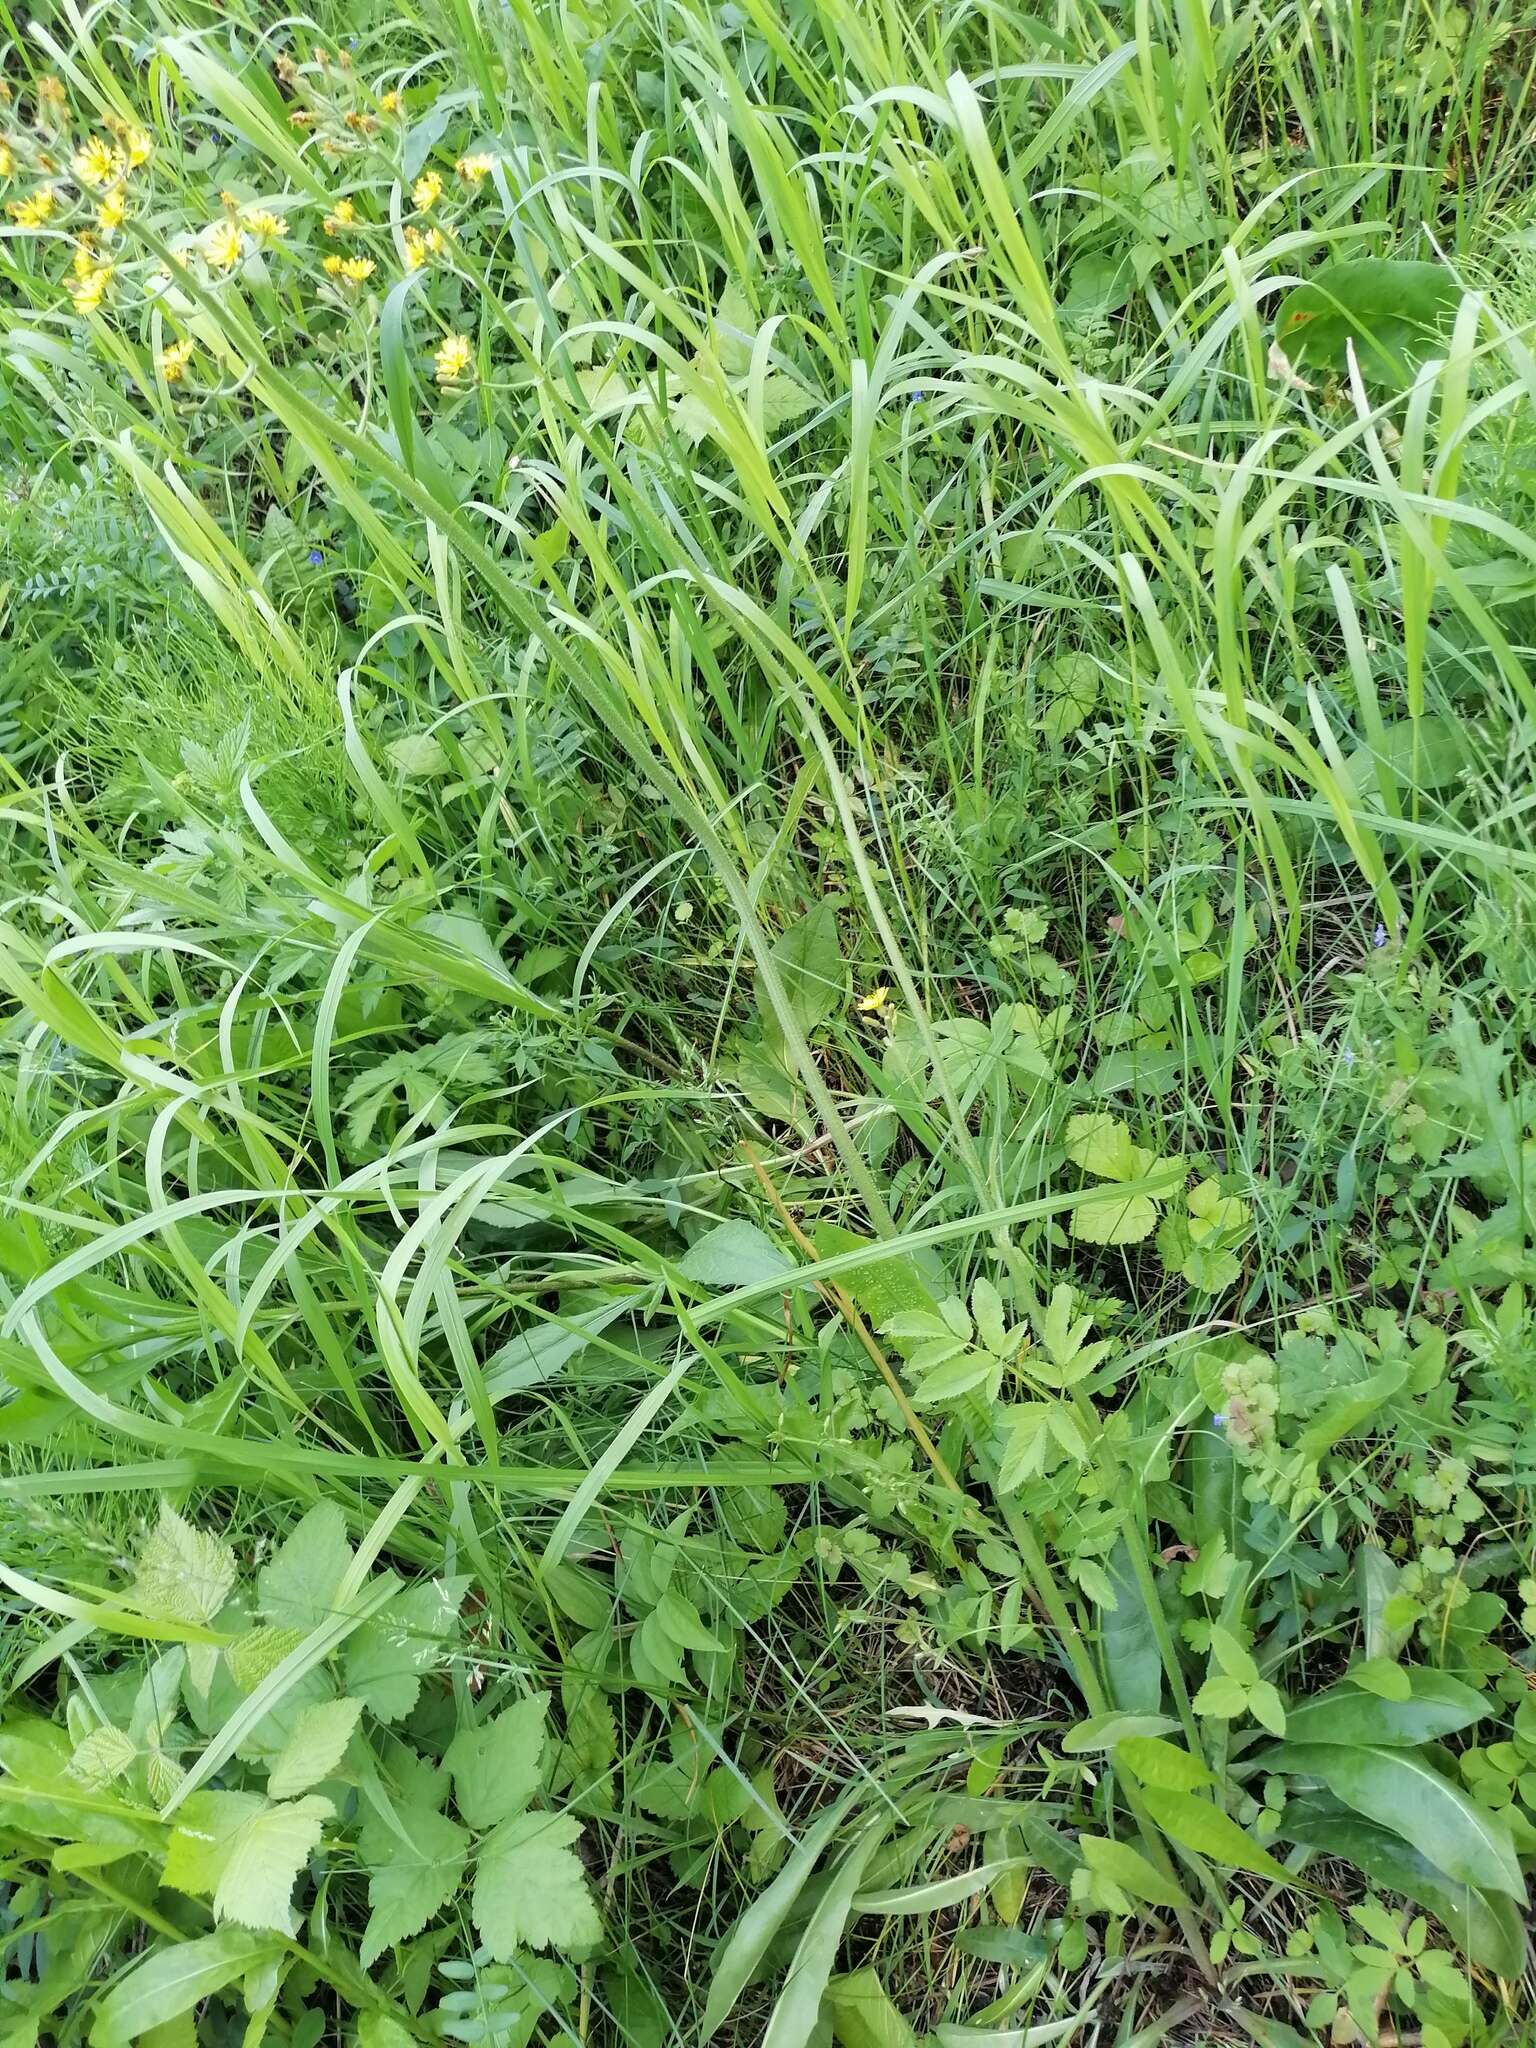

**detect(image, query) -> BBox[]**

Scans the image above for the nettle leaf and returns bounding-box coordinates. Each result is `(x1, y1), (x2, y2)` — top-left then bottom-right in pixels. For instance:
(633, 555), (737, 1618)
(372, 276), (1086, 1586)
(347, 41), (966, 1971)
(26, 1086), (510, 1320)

(446, 1692), (549, 1828)
(345, 1576), (466, 1723)
(256, 1503), (352, 1630)
(1272, 258), (1463, 390)
(69, 1724), (136, 1790)
(359, 1800), (469, 1968)
(266, 1697), (363, 1799)
(165, 1789), (331, 1932)
(471, 1809), (602, 1956)
(131, 1502), (237, 1627)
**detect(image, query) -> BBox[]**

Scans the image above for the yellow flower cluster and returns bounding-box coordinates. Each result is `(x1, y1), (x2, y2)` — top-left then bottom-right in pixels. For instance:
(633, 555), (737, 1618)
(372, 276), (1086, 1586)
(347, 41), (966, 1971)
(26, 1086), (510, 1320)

(67, 258), (112, 313)
(7, 185), (55, 228)
(323, 197), (355, 236)
(434, 333), (471, 384)
(205, 217), (243, 270)
(157, 336), (196, 382)
(403, 223), (443, 270)
(322, 253), (375, 284)
(456, 153), (494, 184)
(412, 169), (442, 212)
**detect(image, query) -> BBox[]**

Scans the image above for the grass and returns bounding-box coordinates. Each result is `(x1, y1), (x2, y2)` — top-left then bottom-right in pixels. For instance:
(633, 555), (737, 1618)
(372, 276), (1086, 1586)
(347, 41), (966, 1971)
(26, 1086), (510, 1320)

(3, 0), (1536, 2042)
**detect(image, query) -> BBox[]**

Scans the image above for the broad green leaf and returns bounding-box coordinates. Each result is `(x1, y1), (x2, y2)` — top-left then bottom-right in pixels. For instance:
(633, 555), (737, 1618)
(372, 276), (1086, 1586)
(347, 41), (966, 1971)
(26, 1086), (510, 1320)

(1192, 1675), (1249, 1719)
(1099, 1537), (1163, 1715)
(825, 1970), (918, 2048)
(809, 1226), (942, 1329)
(256, 1504), (352, 1630)
(1140, 1788), (1291, 1882)
(1272, 258), (1463, 389)
(1070, 1191), (1158, 1245)
(1207, 1625), (1258, 1687)
(1267, 1743), (1523, 1898)
(344, 1576), (465, 1723)
(681, 1221), (793, 1288)
(1115, 1737), (1216, 1793)
(770, 900), (844, 1041)
(446, 1692), (549, 1828)
(472, 1809), (602, 1956)
(1062, 1711), (1177, 1754)
(163, 1791), (265, 1900)
(266, 1697), (363, 1799)
(359, 1800), (469, 1967)
(1064, 1112), (1139, 1181)
(1346, 1658), (1412, 1703)
(1078, 1834), (1193, 1911)
(1280, 1670), (1485, 1749)
(1276, 1794), (1528, 1977)
(763, 1820), (886, 2048)
(90, 1928), (279, 2048)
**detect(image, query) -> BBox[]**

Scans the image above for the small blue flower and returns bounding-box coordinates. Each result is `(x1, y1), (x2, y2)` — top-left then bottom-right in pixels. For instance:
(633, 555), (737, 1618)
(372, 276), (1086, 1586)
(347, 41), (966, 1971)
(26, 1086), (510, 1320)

(1373, 922), (1387, 948)
(308, 548), (324, 566)
(1343, 1047), (1355, 1067)
(1212, 1411), (1228, 1430)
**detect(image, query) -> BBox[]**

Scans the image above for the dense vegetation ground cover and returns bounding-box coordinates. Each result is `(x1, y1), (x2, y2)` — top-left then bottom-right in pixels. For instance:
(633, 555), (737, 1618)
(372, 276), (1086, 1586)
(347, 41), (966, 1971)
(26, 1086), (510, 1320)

(4, 0), (1536, 2041)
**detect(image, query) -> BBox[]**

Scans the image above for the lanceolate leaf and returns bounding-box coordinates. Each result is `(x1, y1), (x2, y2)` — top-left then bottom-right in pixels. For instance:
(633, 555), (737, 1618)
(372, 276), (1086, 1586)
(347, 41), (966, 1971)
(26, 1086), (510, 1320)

(90, 1929), (281, 2048)
(1277, 1794), (1528, 1978)
(1140, 1788), (1291, 1883)
(1266, 1743), (1523, 1899)
(1272, 258), (1463, 389)
(762, 1819), (887, 2048)
(1279, 1669), (1486, 1749)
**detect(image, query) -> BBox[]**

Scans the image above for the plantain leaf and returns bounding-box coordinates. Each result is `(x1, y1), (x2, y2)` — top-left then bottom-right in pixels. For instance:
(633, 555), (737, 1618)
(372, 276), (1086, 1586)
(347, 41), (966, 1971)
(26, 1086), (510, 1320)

(1140, 1787), (1292, 1882)
(1279, 1669), (1485, 1749)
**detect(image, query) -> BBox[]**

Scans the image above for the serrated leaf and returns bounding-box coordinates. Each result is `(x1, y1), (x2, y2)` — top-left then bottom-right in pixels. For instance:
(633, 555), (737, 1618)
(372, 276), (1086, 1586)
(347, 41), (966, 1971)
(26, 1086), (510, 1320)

(446, 1692), (549, 1828)
(257, 1504), (352, 1630)
(266, 1697), (363, 1799)
(1208, 1625), (1258, 1687)
(1192, 1675), (1249, 1719)
(1064, 1112), (1139, 1181)
(163, 1791), (265, 1900)
(1140, 1787), (1291, 1881)
(1070, 1191), (1158, 1245)
(227, 1625), (307, 1691)
(213, 1795), (331, 1931)
(472, 1809), (601, 1956)
(680, 1221), (793, 1288)
(970, 1277), (1007, 1355)
(359, 1800), (469, 1967)
(69, 1724), (136, 1790)
(344, 1576), (466, 1722)
(132, 1502), (237, 1628)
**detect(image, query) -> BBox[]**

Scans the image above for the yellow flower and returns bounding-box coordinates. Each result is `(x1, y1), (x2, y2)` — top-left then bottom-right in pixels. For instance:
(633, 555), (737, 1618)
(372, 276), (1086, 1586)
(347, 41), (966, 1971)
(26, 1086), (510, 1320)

(322, 253), (344, 276)
(71, 235), (97, 277)
(856, 986), (891, 1016)
(124, 125), (152, 168)
(72, 135), (122, 189)
(36, 77), (66, 115)
(243, 208), (288, 241)
(67, 260), (113, 313)
(412, 169), (442, 212)
(205, 217), (243, 269)
(156, 336), (195, 382)
(456, 153), (494, 184)
(378, 90), (400, 115)
(7, 186), (56, 228)
(0, 141), (12, 178)
(323, 203), (354, 237)
(96, 186), (127, 232)
(434, 332), (471, 384)
(402, 223), (442, 270)
(337, 254), (375, 283)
